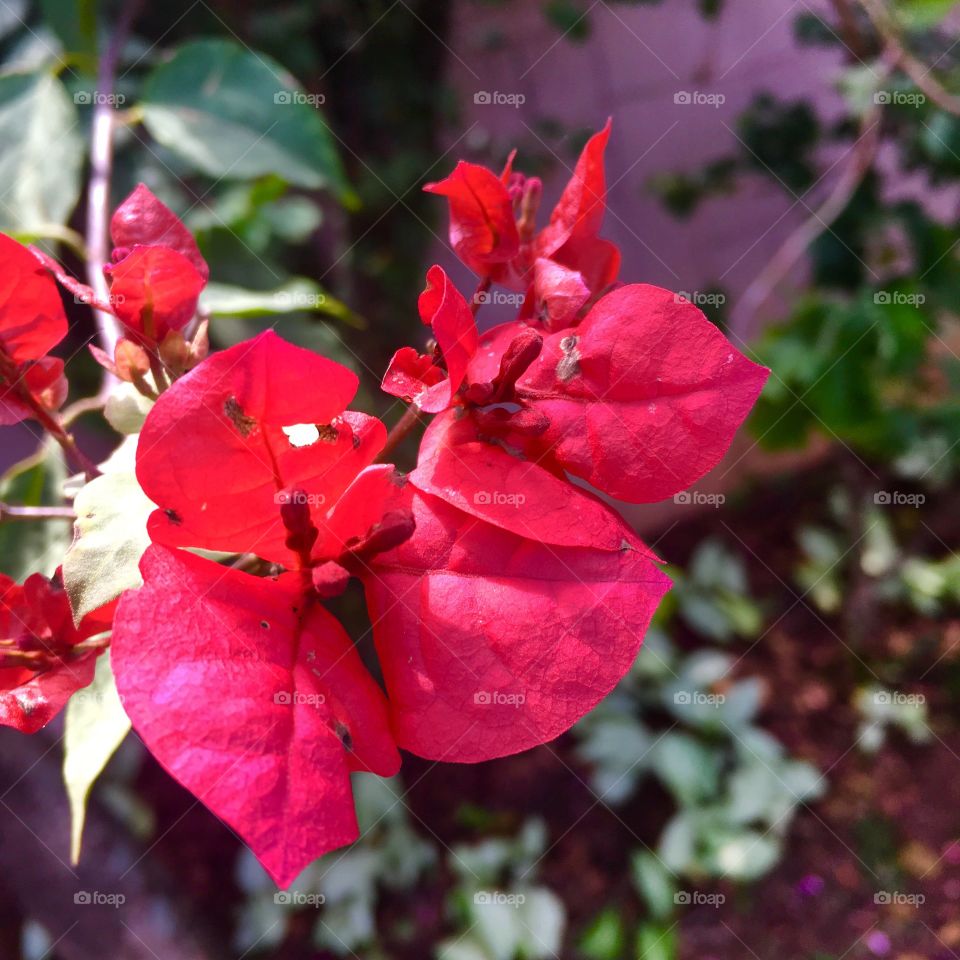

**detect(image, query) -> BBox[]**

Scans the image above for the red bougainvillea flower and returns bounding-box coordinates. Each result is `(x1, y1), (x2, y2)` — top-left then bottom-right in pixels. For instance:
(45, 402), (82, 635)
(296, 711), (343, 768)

(0, 233), (69, 425)
(103, 185), (208, 347)
(137, 330), (386, 563)
(113, 329), (405, 885)
(0, 573), (114, 733)
(425, 119), (619, 328)
(360, 480), (670, 762)
(107, 246), (205, 346)
(382, 263), (769, 506)
(381, 264), (479, 411)
(504, 284), (771, 503)
(110, 183), (210, 282)
(112, 546), (399, 888)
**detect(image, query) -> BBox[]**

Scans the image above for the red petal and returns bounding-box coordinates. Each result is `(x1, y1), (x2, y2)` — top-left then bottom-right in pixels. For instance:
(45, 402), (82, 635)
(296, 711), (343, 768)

(532, 257), (591, 330)
(537, 119), (613, 258)
(382, 267), (478, 412)
(137, 331), (384, 563)
(424, 162), (520, 275)
(381, 347), (445, 405)
(0, 233), (67, 363)
(410, 410), (641, 551)
(111, 184), (209, 281)
(109, 246), (205, 343)
(0, 357), (67, 425)
(0, 655), (97, 733)
(313, 464), (407, 560)
(363, 488), (670, 762)
(517, 284), (770, 503)
(0, 574), (113, 734)
(112, 545), (399, 887)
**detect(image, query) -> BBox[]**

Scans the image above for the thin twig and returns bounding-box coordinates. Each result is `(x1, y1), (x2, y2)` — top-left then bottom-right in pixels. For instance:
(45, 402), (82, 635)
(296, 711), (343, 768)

(85, 0), (143, 368)
(735, 104), (884, 330)
(858, 0), (960, 116)
(0, 502), (76, 523)
(377, 405), (423, 464)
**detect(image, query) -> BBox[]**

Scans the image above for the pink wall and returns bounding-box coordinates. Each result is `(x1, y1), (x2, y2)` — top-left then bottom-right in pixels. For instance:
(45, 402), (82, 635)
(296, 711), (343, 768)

(434, 0), (846, 341)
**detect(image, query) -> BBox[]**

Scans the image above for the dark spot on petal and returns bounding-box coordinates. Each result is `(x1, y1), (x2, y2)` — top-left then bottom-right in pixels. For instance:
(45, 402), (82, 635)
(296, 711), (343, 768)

(223, 396), (257, 436)
(315, 423), (340, 443)
(260, 620), (270, 629)
(165, 509), (182, 525)
(556, 335), (580, 382)
(335, 721), (353, 752)
(351, 433), (361, 449)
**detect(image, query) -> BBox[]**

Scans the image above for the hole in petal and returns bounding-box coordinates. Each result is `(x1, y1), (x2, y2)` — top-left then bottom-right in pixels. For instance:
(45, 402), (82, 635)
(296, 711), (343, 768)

(282, 423), (321, 447)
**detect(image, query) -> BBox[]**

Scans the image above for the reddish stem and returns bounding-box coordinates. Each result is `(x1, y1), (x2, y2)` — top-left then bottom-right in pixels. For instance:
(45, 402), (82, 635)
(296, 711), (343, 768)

(0, 353), (100, 479)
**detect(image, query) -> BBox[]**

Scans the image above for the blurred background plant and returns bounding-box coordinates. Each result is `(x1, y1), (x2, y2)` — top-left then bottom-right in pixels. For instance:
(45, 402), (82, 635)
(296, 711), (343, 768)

(1, 0), (959, 958)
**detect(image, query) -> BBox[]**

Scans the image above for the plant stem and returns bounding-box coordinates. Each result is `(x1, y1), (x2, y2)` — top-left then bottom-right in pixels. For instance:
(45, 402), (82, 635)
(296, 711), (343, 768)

(0, 502), (76, 523)
(86, 0), (143, 368)
(857, 0), (960, 116)
(471, 276), (491, 317)
(0, 352), (100, 479)
(735, 98), (884, 331)
(377, 405), (423, 464)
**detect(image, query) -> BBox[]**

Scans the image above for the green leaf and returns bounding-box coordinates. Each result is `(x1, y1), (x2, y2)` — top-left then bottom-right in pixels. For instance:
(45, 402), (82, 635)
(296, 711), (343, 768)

(39, 0), (97, 69)
(62, 471), (154, 623)
(635, 922), (678, 960)
(0, 71), (83, 232)
(631, 851), (677, 920)
(651, 732), (719, 805)
(579, 907), (626, 960)
(62, 653), (131, 863)
(893, 0), (956, 27)
(142, 39), (352, 201)
(200, 279), (356, 325)
(0, 441), (69, 579)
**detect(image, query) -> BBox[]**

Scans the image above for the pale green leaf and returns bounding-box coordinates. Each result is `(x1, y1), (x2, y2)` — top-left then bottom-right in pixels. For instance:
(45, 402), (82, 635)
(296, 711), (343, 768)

(200, 279), (355, 324)
(0, 71), (83, 231)
(63, 652), (131, 863)
(62, 471), (154, 623)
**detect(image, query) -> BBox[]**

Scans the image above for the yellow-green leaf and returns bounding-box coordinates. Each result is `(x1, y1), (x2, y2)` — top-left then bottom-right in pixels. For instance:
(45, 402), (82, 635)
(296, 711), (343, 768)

(62, 470), (154, 623)
(63, 652), (131, 864)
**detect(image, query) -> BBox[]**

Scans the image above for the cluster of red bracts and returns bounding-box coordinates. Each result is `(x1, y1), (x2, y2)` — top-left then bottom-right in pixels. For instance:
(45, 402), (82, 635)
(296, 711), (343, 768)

(0, 123), (768, 888)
